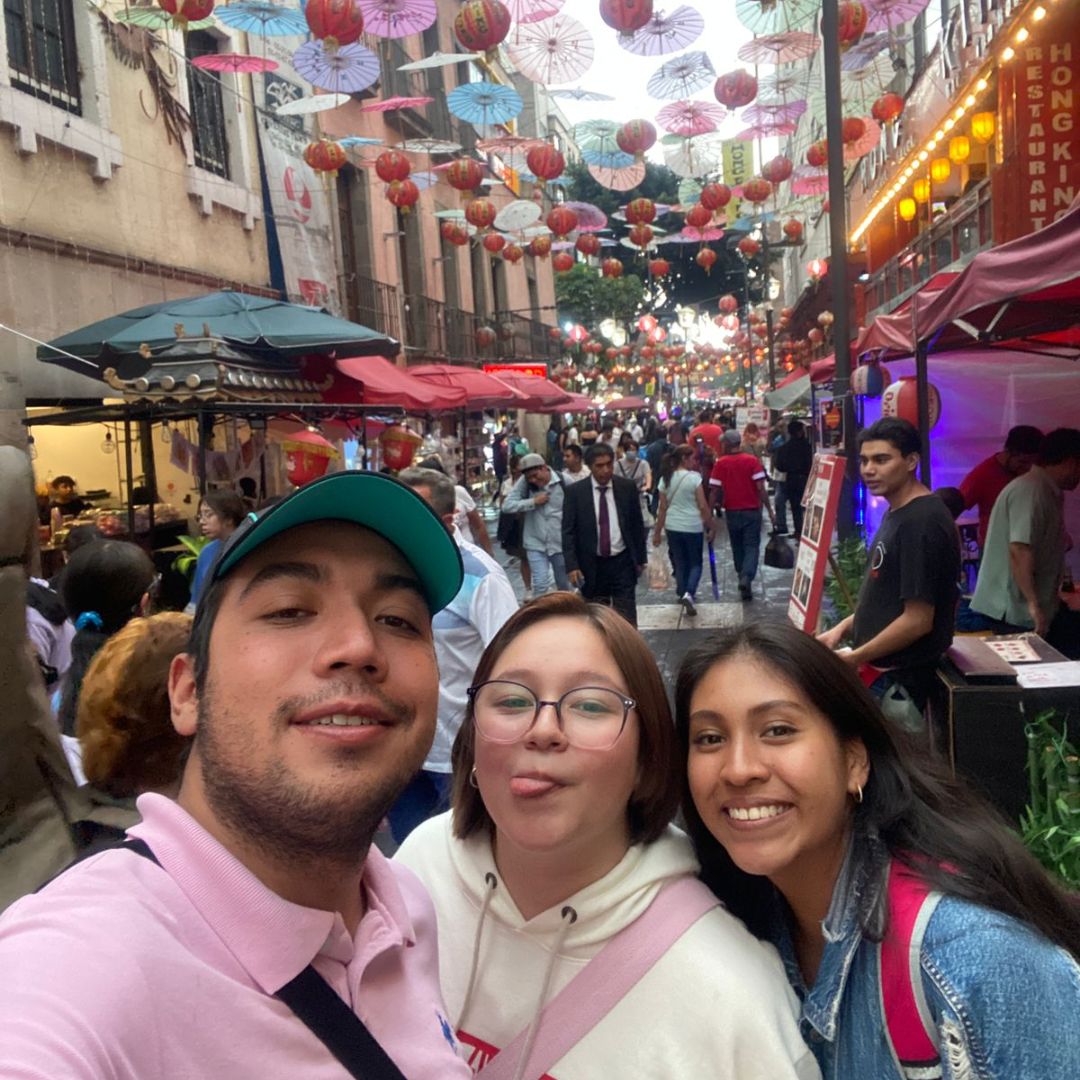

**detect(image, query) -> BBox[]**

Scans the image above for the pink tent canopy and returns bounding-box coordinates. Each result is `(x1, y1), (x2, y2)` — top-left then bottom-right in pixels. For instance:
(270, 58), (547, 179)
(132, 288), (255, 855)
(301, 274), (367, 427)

(776, 356), (836, 388)
(406, 363), (527, 409)
(855, 272), (959, 359)
(557, 392), (595, 412)
(333, 355), (467, 412)
(492, 372), (572, 410)
(606, 395), (647, 410)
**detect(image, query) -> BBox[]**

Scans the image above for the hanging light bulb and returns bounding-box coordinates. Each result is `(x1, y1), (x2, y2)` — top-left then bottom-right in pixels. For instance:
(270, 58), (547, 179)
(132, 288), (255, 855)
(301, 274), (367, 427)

(160, 420), (172, 444)
(101, 430), (116, 455)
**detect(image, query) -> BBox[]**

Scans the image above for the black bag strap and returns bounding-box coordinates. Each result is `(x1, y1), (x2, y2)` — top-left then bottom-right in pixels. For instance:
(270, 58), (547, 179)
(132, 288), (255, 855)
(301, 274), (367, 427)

(98, 838), (407, 1080)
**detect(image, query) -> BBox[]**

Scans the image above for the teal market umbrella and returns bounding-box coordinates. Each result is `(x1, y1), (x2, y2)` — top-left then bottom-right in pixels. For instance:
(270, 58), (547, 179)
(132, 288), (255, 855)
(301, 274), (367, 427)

(38, 291), (399, 380)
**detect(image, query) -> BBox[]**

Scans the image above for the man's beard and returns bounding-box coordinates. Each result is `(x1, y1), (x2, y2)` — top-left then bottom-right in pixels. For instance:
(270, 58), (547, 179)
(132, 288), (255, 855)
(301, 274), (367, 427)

(194, 679), (426, 868)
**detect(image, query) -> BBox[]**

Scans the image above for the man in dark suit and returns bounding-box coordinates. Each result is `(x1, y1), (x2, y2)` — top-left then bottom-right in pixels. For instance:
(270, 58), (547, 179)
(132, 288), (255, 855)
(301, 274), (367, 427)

(562, 443), (647, 627)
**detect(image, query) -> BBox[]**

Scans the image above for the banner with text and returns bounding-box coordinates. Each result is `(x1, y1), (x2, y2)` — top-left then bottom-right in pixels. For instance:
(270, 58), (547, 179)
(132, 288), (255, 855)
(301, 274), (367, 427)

(788, 453), (846, 632)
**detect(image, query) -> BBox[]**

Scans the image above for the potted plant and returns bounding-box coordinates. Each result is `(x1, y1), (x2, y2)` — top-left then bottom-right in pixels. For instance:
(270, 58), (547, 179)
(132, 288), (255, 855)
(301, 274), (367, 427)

(1021, 710), (1080, 889)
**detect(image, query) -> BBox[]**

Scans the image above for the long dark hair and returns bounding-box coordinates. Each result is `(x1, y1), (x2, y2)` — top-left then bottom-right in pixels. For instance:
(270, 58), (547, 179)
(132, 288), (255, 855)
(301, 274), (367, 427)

(660, 445), (692, 487)
(58, 540), (156, 737)
(674, 622), (1080, 957)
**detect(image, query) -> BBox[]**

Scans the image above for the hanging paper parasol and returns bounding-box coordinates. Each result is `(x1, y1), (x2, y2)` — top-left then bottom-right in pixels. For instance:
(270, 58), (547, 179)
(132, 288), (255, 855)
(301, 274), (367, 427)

(114, 7), (213, 29)
(476, 135), (546, 154)
(743, 99), (807, 125)
(275, 92), (351, 116)
(809, 53), (889, 115)
(582, 148), (635, 169)
(842, 31), (904, 70)
(213, 1), (309, 34)
(791, 171), (829, 196)
(562, 201), (608, 231)
(293, 41), (380, 95)
(679, 225), (724, 242)
(549, 87), (616, 102)
(843, 116), (882, 160)
(678, 177), (704, 204)
(865, 0), (930, 31)
(408, 169), (439, 191)
(663, 135), (724, 178)
(737, 31), (820, 66)
(506, 13), (595, 85)
(574, 119), (620, 149)
(619, 6), (705, 57)
(756, 68), (806, 100)
(360, 95), (434, 112)
(656, 99), (726, 136)
(588, 161), (647, 191)
(400, 137), (463, 154)
(494, 199), (542, 232)
(357, 0), (437, 39)
(506, 0), (565, 21)
(734, 121), (798, 140)
(191, 53), (278, 74)
(447, 81), (524, 127)
(337, 136), (384, 148)
(735, 0), (819, 34)
(647, 51), (715, 100)
(397, 50), (483, 71)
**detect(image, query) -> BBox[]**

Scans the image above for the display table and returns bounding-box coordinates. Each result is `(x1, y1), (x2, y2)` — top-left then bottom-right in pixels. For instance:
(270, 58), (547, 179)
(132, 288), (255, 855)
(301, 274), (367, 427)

(937, 637), (1079, 824)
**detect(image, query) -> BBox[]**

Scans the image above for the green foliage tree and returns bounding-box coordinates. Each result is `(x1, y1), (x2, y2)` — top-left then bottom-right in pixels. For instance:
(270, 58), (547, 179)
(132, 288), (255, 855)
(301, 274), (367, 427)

(555, 262), (644, 326)
(563, 160), (681, 218)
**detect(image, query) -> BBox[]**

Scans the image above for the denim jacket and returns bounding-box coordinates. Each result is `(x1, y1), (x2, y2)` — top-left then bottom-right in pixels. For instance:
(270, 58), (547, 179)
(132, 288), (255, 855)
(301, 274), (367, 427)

(771, 847), (1080, 1079)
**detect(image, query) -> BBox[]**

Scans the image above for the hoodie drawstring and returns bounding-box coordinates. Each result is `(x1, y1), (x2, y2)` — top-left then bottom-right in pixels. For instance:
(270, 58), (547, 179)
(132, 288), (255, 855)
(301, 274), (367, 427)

(456, 872), (498, 1035)
(510, 904), (578, 1080)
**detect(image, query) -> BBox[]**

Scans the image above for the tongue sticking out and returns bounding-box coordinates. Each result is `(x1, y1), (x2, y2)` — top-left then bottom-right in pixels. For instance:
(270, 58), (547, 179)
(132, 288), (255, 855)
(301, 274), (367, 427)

(510, 776), (560, 798)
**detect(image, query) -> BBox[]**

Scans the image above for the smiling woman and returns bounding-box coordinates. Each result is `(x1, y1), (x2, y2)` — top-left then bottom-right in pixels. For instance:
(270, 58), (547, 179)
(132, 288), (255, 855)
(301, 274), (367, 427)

(395, 593), (819, 1080)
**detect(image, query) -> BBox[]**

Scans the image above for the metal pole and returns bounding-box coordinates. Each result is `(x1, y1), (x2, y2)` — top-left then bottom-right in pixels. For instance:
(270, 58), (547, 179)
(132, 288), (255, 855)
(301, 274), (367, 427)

(821, 0), (858, 533)
(123, 416), (136, 541)
(765, 307), (777, 390)
(915, 341), (933, 486)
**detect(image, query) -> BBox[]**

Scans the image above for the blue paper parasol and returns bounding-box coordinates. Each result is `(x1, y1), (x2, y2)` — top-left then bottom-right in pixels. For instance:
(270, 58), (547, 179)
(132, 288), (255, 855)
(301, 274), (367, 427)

(582, 148), (635, 169)
(446, 81), (523, 128)
(293, 41), (380, 95)
(214, 1), (309, 35)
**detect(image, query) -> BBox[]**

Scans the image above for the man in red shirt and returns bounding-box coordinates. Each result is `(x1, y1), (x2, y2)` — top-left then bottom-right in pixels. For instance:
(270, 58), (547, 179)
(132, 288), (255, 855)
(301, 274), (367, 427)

(689, 409), (724, 460)
(709, 430), (775, 601)
(959, 425), (1042, 549)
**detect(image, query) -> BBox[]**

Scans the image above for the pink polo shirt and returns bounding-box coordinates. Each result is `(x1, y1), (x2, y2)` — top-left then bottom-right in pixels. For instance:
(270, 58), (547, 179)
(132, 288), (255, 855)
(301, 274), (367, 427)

(0, 794), (471, 1079)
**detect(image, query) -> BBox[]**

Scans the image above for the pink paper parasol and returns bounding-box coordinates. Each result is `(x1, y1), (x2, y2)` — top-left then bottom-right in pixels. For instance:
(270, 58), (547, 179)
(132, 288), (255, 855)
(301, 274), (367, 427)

(737, 31), (820, 66)
(360, 95), (434, 112)
(733, 122), (798, 140)
(865, 0), (930, 32)
(506, 13), (595, 85)
(656, 99), (726, 136)
(357, 0), (437, 39)
(679, 225), (724, 241)
(791, 171), (829, 196)
(743, 99), (807, 124)
(843, 116), (882, 160)
(647, 51), (716, 100)
(562, 201), (608, 231)
(842, 31), (904, 70)
(506, 0), (565, 22)
(588, 161), (647, 192)
(292, 41), (380, 95)
(191, 53), (278, 74)
(476, 135), (548, 154)
(619, 6), (705, 57)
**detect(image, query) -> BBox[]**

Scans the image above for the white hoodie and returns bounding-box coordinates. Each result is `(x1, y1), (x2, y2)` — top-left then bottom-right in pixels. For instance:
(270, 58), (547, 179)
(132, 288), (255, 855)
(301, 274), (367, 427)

(396, 814), (820, 1080)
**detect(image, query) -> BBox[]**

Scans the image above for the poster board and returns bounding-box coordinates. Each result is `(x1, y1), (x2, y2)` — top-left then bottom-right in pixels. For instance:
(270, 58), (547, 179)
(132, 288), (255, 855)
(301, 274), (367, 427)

(482, 362), (549, 378)
(735, 403), (769, 434)
(788, 453), (846, 631)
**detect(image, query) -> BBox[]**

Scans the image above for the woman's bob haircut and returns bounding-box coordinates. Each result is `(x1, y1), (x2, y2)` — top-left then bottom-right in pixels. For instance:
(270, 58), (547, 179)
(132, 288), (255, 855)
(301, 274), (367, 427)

(451, 592), (679, 845)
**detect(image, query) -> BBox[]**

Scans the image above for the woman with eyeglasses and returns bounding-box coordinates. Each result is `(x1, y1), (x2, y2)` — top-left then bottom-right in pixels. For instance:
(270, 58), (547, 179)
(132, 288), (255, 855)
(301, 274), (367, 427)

(188, 489), (246, 611)
(396, 593), (818, 1079)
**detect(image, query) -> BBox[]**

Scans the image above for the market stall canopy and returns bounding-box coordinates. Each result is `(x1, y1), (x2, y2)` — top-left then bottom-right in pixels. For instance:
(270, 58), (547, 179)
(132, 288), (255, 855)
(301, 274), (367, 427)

(406, 363), (527, 409)
(605, 395), (647, 410)
(855, 272), (959, 360)
(38, 291), (400, 379)
(490, 372), (572, 410)
(916, 199), (1080, 354)
(557, 392), (596, 412)
(332, 354), (466, 412)
(763, 355), (834, 410)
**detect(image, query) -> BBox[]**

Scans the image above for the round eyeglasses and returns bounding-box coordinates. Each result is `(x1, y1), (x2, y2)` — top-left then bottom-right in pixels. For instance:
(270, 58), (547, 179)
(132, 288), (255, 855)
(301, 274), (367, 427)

(467, 680), (635, 751)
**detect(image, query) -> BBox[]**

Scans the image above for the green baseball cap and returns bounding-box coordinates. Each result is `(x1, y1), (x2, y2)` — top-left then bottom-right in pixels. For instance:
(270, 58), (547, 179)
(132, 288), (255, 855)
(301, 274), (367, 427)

(209, 471), (463, 613)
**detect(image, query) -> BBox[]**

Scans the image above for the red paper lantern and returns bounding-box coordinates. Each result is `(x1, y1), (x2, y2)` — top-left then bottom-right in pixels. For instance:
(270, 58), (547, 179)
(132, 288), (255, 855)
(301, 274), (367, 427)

(616, 119), (657, 162)
(440, 220), (470, 246)
(720, 314), (740, 331)
(842, 117), (866, 144)
(526, 143), (565, 184)
(625, 197), (656, 225)
(629, 223), (654, 249)
(303, 0), (364, 46)
(548, 326), (563, 340)
(386, 177), (420, 212)
(737, 236), (761, 258)
(158, 0), (216, 27)
(696, 247), (718, 275)
(640, 345), (655, 361)
(699, 182), (732, 212)
(807, 257), (828, 279)
(475, 325), (497, 349)
(465, 197), (497, 231)
(714, 69), (757, 109)
(602, 257), (624, 278)
(637, 314), (658, 333)
(447, 157), (483, 193)
(527, 235), (552, 259)
(871, 92), (904, 124)
(482, 232), (506, 254)
(808, 327), (824, 345)
(782, 218), (804, 243)
(852, 362), (891, 397)
(283, 430), (337, 487)
(836, 1), (868, 49)
(761, 155), (793, 184)
(742, 177), (773, 204)
(881, 376), (941, 430)
(684, 203), (713, 231)
(503, 243), (524, 264)
(379, 424), (423, 472)
(718, 294), (738, 314)
(575, 233), (601, 257)
(648, 257), (670, 277)
(552, 251), (575, 272)
(454, 0), (512, 57)
(806, 140), (828, 168)
(599, 0), (654, 39)
(374, 149), (410, 184)
(547, 205), (579, 239)
(605, 346), (619, 361)
(303, 138), (347, 175)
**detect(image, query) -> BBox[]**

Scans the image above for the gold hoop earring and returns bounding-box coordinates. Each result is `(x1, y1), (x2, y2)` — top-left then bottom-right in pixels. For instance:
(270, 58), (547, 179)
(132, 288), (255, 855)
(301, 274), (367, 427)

(853, 783), (864, 804)
(469, 766), (479, 790)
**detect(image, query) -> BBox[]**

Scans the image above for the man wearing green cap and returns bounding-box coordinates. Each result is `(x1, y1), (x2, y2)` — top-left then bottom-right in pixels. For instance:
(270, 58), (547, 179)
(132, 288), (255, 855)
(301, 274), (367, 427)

(0, 472), (471, 1079)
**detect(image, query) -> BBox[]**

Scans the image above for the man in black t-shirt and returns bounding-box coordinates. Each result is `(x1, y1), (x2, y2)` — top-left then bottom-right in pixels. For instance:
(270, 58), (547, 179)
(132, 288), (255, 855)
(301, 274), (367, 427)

(772, 420), (813, 536)
(818, 418), (960, 710)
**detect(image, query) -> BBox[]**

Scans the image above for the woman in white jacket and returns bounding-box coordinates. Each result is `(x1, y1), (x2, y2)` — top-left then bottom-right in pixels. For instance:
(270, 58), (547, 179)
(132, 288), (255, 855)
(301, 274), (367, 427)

(396, 593), (819, 1080)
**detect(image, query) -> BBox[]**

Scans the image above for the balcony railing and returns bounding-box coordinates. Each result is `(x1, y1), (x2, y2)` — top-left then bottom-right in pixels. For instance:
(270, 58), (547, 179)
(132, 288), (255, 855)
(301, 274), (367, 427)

(493, 312), (562, 364)
(348, 275), (401, 345)
(402, 295), (485, 359)
(864, 179), (993, 318)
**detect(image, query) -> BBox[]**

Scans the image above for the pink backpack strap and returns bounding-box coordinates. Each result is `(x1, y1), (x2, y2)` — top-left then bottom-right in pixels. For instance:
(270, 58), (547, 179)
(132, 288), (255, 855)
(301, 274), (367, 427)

(879, 860), (944, 1079)
(476, 876), (718, 1080)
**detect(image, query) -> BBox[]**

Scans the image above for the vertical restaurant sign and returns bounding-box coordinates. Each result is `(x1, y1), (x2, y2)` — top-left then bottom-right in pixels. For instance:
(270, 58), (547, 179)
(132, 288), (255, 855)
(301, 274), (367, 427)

(256, 15), (341, 313)
(996, 9), (1080, 241)
(722, 138), (752, 224)
(788, 453), (845, 632)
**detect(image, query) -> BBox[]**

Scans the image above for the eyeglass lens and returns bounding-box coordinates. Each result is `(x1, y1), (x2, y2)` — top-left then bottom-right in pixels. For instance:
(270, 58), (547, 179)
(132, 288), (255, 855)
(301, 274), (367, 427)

(472, 681), (629, 749)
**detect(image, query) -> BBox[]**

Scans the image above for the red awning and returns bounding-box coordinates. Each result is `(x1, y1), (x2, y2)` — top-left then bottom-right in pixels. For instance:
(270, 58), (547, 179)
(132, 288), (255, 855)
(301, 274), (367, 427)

(406, 363), (527, 409)
(777, 355), (835, 388)
(606, 395), (647, 410)
(491, 372), (572, 410)
(558, 392), (596, 412)
(333, 355), (467, 412)
(855, 272), (960, 360)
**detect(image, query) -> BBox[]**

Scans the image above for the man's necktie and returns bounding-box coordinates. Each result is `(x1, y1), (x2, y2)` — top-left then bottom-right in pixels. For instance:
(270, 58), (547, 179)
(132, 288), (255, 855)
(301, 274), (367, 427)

(598, 486), (611, 557)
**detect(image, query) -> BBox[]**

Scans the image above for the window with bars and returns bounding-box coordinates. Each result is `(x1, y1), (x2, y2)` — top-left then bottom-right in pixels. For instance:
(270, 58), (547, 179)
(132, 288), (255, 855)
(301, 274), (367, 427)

(186, 30), (230, 180)
(4, 0), (81, 113)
